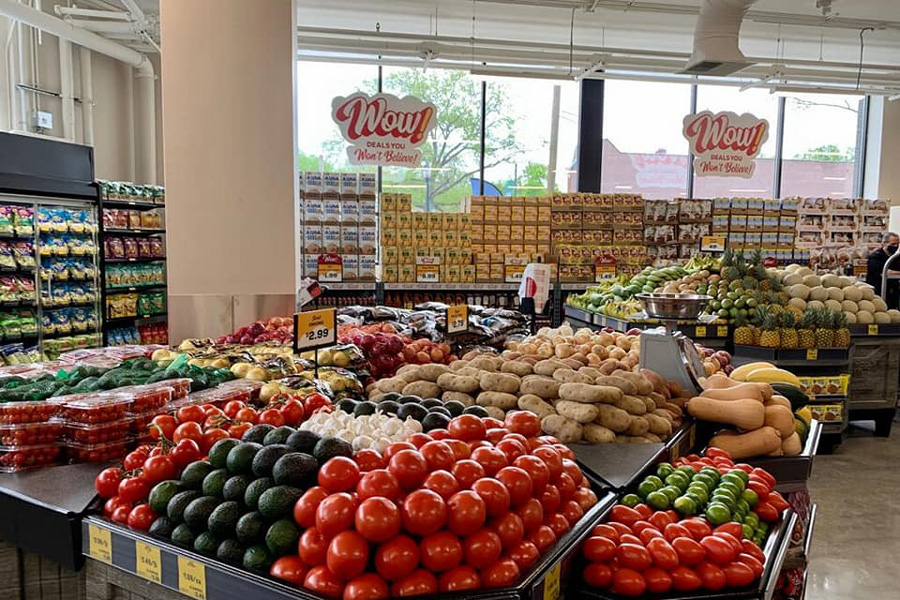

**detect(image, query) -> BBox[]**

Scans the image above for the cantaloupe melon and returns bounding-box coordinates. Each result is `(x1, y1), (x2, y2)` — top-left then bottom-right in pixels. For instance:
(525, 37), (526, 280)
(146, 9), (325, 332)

(785, 264), (802, 273)
(844, 312), (858, 324)
(789, 284), (811, 300)
(782, 273), (804, 287)
(843, 286), (863, 302)
(827, 287), (844, 301)
(837, 276), (854, 288)
(874, 312), (891, 324)
(857, 310), (875, 324)
(806, 300), (825, 311)
(796, 266), (814, 277)
(788, 297), (807, 310)
(872, 297), (888, 312)
(841, 300), (859, 313)
(824, 299), (843, 312)
(802, 275), (822, 288)
(858, 299), (876, 313)
(888, 309), (900, 324)
(821, 274), (842, 288)
(860, 286), (876, 301)
(808, 286), (829, 302)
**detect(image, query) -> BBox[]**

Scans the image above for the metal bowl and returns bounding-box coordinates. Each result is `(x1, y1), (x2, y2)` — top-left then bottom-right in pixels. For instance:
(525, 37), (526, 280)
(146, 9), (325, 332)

(635, 293), (712, 320)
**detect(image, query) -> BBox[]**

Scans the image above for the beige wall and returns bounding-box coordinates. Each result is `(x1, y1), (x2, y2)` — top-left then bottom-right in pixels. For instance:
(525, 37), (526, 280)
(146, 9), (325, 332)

(879, 100), (900, 204)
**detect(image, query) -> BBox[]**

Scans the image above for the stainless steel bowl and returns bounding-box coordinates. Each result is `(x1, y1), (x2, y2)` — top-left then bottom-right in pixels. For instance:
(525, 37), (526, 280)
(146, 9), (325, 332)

(635, 293), (712, 320)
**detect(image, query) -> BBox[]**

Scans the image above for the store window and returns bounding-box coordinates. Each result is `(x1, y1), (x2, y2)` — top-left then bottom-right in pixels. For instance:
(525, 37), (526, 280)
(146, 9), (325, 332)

(600, 79), (692, 199)
(780, 93), (864, 199)
(692, 86), (779, 198)
(482, 78), (580, 196)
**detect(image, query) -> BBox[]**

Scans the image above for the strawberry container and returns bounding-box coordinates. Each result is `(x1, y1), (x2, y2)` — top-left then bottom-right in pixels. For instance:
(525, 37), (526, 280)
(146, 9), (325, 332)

(0, 399), (64, 425)
(117, 383), (174, 414)
(0, 422), (63, 446)
(61, 439), (129, 463)
(0, 443), (61, 472)
(59, 418), (130, 445)
(60, 393), (131, 425)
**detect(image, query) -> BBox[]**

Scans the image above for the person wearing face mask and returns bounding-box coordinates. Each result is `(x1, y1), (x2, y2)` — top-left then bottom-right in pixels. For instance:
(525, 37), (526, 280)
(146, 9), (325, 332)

(866, 232), (900, 308)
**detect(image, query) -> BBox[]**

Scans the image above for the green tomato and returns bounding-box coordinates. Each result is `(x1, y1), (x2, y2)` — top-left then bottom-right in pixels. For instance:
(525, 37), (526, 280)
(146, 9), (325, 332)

(705, 502), (732, 526)
(741, 488), (759, 508)
(742, 524), (754, 540)
(659, 486), (681, 503)
(637, 480), (658, 499)
(656, 464), (674, 479)
(673, 496), (697, 516)
(646, 491), (670, 511)
(621, 493), (641, 508)
(728, 469), (750, 485)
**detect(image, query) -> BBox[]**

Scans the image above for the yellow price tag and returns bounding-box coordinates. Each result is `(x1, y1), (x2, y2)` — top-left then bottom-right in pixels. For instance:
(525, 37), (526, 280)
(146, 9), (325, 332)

(543, 561), (562, 600)
(88, 523), (112, 564)
(135, 541), (162, 583)
(806, 348), (818, 361)
(416, 264), (440, 283)
(695, 326), (707, 337)
(293, 308), (336, 352)
(868, 324), (879, 336)
(317, 262), (343, 283)
(505, 264), (526, 283)
(447, 305), (468, 334)
(178, 556), (206, 600)
(717, 325), (728, 337)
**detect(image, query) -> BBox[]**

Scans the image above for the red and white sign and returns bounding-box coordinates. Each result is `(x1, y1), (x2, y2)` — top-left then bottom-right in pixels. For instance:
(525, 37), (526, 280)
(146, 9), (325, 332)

(332, 93), (438, 167)
(682, 111), (769, 178)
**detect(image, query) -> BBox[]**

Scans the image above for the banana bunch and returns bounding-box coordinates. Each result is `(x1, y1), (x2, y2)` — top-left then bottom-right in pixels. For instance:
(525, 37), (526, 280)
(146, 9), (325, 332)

(600, 298), (643, 319)
(684, 254), (721, 273)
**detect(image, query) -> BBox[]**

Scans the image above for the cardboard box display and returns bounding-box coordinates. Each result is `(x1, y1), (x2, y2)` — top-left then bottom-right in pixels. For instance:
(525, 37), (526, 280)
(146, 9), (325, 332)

(484, 205), (499, 223)
(304, 254), (318, 278)
(358, 226), (377, 254)
(359, 173), (376, 195)
(399, 246), (415, 265)
(412, 212), (428, 230)
(323, 225), (341, 253)
(383, 247), (399, 265)
(399, 264), (415, 283)
(303, 225), (323, 254)
(303, 195), (323, 223)
(359, 255), (376, 280)
(397, 212), (412, 230)
(341, 254), (359, 280)
(442, 213), (459, 231)
(323, 197), (342, 223)
(398, 194), (412, 212)
(382, 193), (397, 213)
(340, 225), (359, 254)
(381, 229), (396, 247)
(414, 229), (428, 247)
(429, 229), (443, 245)
(304, 171), (323, 193)
(383, 265), (399, 282)
(323, 172), (341, 194)
(340, 197), (359, 224)
(359, 198), (376, 224)
(340, 173), (359, 194)
(445, 230), (458, 246)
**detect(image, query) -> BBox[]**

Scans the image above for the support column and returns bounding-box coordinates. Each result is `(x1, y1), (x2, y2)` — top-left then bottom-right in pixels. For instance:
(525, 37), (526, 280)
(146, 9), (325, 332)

(160, 0), (298, 341)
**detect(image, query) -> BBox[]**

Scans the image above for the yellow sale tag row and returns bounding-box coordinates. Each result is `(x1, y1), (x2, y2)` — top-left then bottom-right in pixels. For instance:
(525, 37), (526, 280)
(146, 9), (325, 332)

(136, 541), (162, 584)
(695, 326), (707, 338)
(543, 561), (562, 600)
(88, 524), (112, 564)
(869, 324), (879, 335)
(447, 305), (468, 334)
(178, 556), (207, 600)
(806, 348), (818, 361)
(717, 325), (729, 337)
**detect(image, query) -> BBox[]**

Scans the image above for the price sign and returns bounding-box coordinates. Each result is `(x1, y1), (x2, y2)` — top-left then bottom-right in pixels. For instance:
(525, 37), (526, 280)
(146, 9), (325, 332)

(135, 541), (162, 583)
(806, 348), (818, 361)
(595, 253), (617, 282)
(695, 325), (707, 338)
(505, 264), (525, 283)
(88, 523), (112, 564)
(293, 308), (337, 352)
(177, 556), (207, 600)
(317, 253), (343, 283)
(416, 264), (440, 283)
(700, 236), (726, 252)
(447, 304), (468, 334)
(542, 561), (562, 600)
(717, 325), (729, 337)
(868, 324), (879, 336)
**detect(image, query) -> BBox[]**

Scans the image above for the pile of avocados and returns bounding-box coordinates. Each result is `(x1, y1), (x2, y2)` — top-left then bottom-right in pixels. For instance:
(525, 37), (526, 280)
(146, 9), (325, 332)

(0, 358), (235, 402)
(335, 392), (489, 431)
(146, 423), (350, 573)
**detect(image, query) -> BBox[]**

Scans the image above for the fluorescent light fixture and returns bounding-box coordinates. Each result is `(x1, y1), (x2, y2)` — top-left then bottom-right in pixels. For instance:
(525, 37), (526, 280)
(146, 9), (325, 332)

(823, 176), (847, 181)
(730, 189), (768, 193)
(471, 68), (575, 82)
(615, 185), (633, 190)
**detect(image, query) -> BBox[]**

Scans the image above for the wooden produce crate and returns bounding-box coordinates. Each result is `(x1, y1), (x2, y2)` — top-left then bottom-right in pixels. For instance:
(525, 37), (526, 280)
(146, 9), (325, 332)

(0, 542), (85, 600)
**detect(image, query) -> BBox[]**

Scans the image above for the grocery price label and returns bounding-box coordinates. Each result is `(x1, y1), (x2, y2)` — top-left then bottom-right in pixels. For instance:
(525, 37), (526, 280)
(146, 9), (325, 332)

(806, 348), (818, 361)
(293, 308), (337, 352)
(542, 561), (562, 600)
(505, 264), (526, 283)
(594, 253), (616, 282)
(717, 325), (728, 337)
(868, 324), (879, 336)
(700, 236), (726, 252)
(88, 524), (112, 564)
(695, 326), (707, 338)
(135, 541), (162, 583)
(317, 253), (343, 283)
(416, 264), (440, 283)
(447, 305), (468, 334)
(177, 556), (206, 600)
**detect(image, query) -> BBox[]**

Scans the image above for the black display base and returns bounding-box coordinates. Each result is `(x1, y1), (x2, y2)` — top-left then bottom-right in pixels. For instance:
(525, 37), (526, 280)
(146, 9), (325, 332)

(848, 407), (897, 437)
(732, 346), (850, 368)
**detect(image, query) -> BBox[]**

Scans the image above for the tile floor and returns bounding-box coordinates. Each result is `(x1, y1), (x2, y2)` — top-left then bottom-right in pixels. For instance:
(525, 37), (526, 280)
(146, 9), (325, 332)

(807, 426), (900, 599)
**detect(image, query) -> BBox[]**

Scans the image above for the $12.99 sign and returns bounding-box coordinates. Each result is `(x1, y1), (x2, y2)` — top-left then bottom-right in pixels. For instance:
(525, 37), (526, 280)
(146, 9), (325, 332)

(293, 307), (337, 353)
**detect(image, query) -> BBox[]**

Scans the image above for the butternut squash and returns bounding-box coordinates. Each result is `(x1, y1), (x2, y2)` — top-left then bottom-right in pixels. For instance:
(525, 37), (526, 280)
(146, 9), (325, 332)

(781, 432), (803, 456)
(687, 396), (765, 430)
(703, 373), (740, 390)
(708, 426), (782, 459)
(753, 382), (774, 402)
(764, 405), (795, 438)
(699, 383), (764, 402)
(764, 395), (792, 410)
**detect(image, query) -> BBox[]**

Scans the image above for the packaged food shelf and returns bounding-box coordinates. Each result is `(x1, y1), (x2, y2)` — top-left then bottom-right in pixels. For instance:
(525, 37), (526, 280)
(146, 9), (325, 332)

(104, 257), (166, 264)
(104, 313), (167, 327)
(383, 282), (523, 291)
(105, 284), (167, 294)
(732, 346), (850, 368)
(102, 228), (165, 236)
(100, 199), (162, 210)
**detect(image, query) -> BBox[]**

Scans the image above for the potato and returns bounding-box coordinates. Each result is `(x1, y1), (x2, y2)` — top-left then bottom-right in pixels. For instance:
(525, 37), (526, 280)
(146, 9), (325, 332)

(597, 361), (618, 375)
(533, 359), (570, 376)
(648, 392), (667, 408)
(501, 361), (533, 377)
(449, 360), (470, 371)
(455, 367), (486, 379)
(645, 413), (673, 436)
(614, 371), (654, 396)
(396, 363), (421, 377)
(578, 366), (602, 381)
(595, 404), (631, 433)
(469, 357), (499, 372)
(540, 414), (583, 443)
(501, 350), (521, 360)
(520, 375), (561, 400)
(558, 382), (623, 404)
(401, 381), (442, 399)
(613, 435), (629, 443)
(583, 423), (616, 443)
(476, 391), (518, 410)
(555, 400), (600, 423)
(643, 433), (663, 443)
(483, 406), (507, 420)
(517, 394), (556, 419)
(553, 369), (592, 384)
(561, 358), (585, 370)
(652, 409), (674, 425)
(416, 364), (451, 382)
(594, 375), (637, 395)
(375, 376), (407, 394)
(636, 396), (655, 413)
(613, 394), (646, 415)
(442, 391), (475, 406)
(626, 416), (650, 436)
(480, 372), (520, 394)
(662, 403), (683, 418)
(437, 373), (480, 394)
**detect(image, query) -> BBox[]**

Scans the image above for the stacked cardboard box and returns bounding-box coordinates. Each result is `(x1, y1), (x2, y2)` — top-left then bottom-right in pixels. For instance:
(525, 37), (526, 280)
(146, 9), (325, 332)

(643, 199), (713, 263)
(469, 196), (551, 282)
(795, 197), (889, 272)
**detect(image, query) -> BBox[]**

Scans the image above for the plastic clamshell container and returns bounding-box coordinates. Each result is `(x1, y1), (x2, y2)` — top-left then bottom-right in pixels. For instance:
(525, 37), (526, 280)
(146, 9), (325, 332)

(0, 443), (61, 472)
(60, 393), (131, 425)
(141, 378), (191, 399)
(59, 418), (130, 444)
(129, 408), (163, 434)
(61, 439), (129, 463)
(216, 378), (264, 399)
(0, 398), (65, 425)
(0, 421), (63, 447)
(116, 383), (174, 414)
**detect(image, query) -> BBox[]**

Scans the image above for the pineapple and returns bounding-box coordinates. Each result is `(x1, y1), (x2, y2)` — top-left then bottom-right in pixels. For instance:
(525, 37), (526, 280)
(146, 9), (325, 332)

(779, 312), (799, 349)
(798, 311), (816, 349)
(787, 305), (804, 321)
(759, 309), (781, 348)
(733, 313), (755, 346)
(834, 311), (851, 348)
(816, 308), (834, 348)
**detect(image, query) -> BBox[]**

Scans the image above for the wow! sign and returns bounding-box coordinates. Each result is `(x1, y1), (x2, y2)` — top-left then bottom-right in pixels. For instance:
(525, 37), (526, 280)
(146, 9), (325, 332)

(332, 92), (438, 167)
(683, 111), (769, 178)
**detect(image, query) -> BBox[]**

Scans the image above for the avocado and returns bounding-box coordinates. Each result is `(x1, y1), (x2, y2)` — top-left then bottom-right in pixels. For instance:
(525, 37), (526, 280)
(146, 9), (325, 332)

(226, 442), (262, 475)
(170, 523), (197, 547)
(208, 438), (241, 469)
(208, 501), (242, 540)
(463, 405), (490, 418)
(148, 516), (175, 539)
(236, 511), (266, 545)
(193, 531), (218, 555)
(272, 452), (318, 487)
(258, 485), (303, 521)
(353, 401), (377, 417)
(222, 474), (252, 504)
(444, 400), (466, 417)
(421, 398), (443, 409)
(422, 412), (451, 431)
(285, 430), (320, 454)
(380, 392), (401, 402)
(428, 406), (452, 418)
(167, 490), (202, 523)
(180, 461), (214, 490)
(216, 539), (245, 565)
(183, 496), (221, 531)
(336, 398), (358, 413)
(397, 403), (428, 422)
(244, 477), (274, 511)
(376, 400), (400, 415)
(262, 426), (297, 446)
(201, 469), (230, 497)
(313, 436), (353, 464)
(242, 424), (275, 445)
(251, 444), (291, 478)
(265, 519), (300, 557)
(148, 480), (182, 515)
(242, 545), (273, 573)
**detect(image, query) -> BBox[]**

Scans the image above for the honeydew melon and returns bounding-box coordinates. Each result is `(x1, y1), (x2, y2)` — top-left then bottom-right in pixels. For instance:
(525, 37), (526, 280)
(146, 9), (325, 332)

(806, 300), (825, 311)
(788, 297), (807, 310)
(783, 273), (804, 287)
(888, 309), (900, 324)
(821, 274), (842, 288)
(785, 264), (803, 273)
(872, 297), (888, 312)
(837, 277), (854, 288)
(844, 312), (858, 324)
(843, 286), (863, 302)
(795, 266), (814, 277)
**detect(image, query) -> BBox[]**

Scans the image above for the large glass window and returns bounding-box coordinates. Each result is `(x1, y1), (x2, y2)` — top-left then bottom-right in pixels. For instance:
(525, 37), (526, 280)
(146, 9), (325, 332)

(601, 80), (692, 199)
(692, 86), (779, 198)
(780, 93), (864, 198)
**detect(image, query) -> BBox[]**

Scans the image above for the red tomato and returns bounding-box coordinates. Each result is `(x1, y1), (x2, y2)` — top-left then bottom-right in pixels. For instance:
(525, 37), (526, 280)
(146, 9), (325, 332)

(316, 493), (358, 539)
(748, 480), (771, 502)
(513, 455), (550, 494)
(126, 504), (157, 530)
(715, 522), (744, 541)
(149, 415), (176, 440)
(671, 566), (702, 591)
(298, 527), (329, 566)
(355, 497), (401, 543)
(375, 535), (420, 581)
(420, 531), (463, 572)
(448, 415), (486, 441)
(561, 458), (584, 486)
(438, 566), (481, 592)
(471, 446), (508, 477)
(672, 537), (706, 566)
(664, 522), (692, 542)
(619, 534), (643, 546)
(494, 439), (526, 463)
(429, 429), (451, 441)
(561, 499), (584, 525)
(123, 449), (148, 471)
(319, 457), (362, 493)
(176, 405), (205, 424)
(768, 491), (790, 512)
(723, 562), (756, 587)
(529, 525), (556, 553)
(257, 409), (285, 427)
(142, 455), (177, 485)
(639, 528), (664, 545)
(516, 498), (543, 533)
(383, 442), (416, 462)
(491, 512), (524, 551)
(646, 537), (679, 570)
(546, 513), (571, 538)
(532, 446), (563, 481)
(94, 467), (123, 499)
(736, 553), (764, 578)
(504, 411), (540, 437)
(539, 485), (562, 514)
(271, 556), (307, 586)
(482, 417), (504, 429)
(223, 400), (246, 418)
(591, 523), (620, 542)
(609, 505), (642, 526)
(616, 543), (652, 571)
(357, 469), (401, 502)
(117, 477), (150, 504)
(630, 520), (656, 535)
(754, 501), (779, 522)
(295, 487), (329, 528)
(402, 433), (429, 448)
(390, 569), (438, 597)
(701, 535), (737, 566)
(681, 518), (712, 541)
(705, 447), (732, 461)
(111, 504), (131, 524)
(485, 428), (506, 445)
(304, 565), (345, 599)
(419, 440), (454, 471)
(172, 421), (203, 445)
(741, 539), (765, 563)
(303, 392), (331, 415)
(451, 460), (485, 489)
(354, 449), (385, 472)
(509, 540), (539, 570)
(103, 496), (130, 518)
(227, 422), (251, 439)
(582, 536), (616, 562)
(612, 568), (646, 597)
(471, 478), (511, 517)
(495, 466), (533, 507)
(389, 449), (429, 490)
(463, 529), (502, 569)
(583, 563), (613, 588)
(169, 439), (201, 469)
(481, 557), (520, 588)
(714, 531), (743, 555)
(445, 490), (487, 537)
(402, 489), (447, 536)
(417, 472), (456, 501)
(445, 439), (470, 461)
(327, 531), (369, 580)
(279, 399), (306, 426)
(751, 467), (776, 488)
(201, 428), (230, 454)
(234, 407), (259, 424)
(343, 574), (389, 600)
(644, 567), (673, 594)
(607, 522), (632, 538)
(696, 561), (727, 591)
